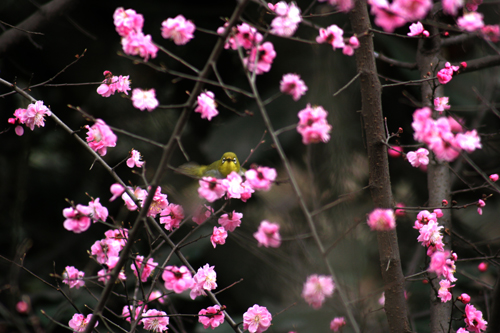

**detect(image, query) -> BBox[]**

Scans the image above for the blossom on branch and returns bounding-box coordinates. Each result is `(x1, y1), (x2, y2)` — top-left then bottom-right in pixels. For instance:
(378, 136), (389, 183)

(254, 220), (281, 248)
(458, 12), (484, 31)
(85, 119), (117, 156)
(195, 91), (219, 121)
(244, 42), (277, 75)
(161, 15), (195, 45)
(62, 266), (85, 289)
(113, 7), (143, 37)
(302, 274), (335, 309)
(297, 104), (332, 144)
(316, 24), (345, 50)
(68, 314), (98, 332)
(366, 208), (396, 231)
(198, 305), (225, 329)
(268, 1), (302, 37)
(243, 305), (272, 333)
(142, 309), (169, 332)
(131, 88), (159, 111)
(280, 73), (308, 101)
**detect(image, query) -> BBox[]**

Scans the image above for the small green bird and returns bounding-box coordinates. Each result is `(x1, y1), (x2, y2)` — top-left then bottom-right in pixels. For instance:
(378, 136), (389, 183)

(180, 152), (245, 179)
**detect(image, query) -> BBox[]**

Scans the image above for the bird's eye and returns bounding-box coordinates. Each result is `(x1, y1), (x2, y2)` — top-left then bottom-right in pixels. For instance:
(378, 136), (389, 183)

(221, 158), (226, 164)
(233, 158), (237, 163)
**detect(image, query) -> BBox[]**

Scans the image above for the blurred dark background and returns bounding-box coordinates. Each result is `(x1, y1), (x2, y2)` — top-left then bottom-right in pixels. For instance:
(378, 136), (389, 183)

(1, 1), (500, 332)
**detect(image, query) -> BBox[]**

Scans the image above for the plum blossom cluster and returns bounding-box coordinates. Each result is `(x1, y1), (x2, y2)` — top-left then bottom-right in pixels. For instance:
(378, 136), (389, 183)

(198, 305), (225, 329)
(113, 7), (157, 61)
(8, 100), (51, 136)
(368, 0), (432, 32)
(297, 104), (332, 144)
(407, 22), (429, 37)
(85, 119), (118, 156)
(457, 11), (484, 32)
(62, 266), (85, 289)
(302, 274), (335, 309)
(96, 70), (131, 97)
(68, 313), (98, 332)
(131, 255), (158, 283)
(412, 107), (481, 162)
(243, 304), (272, 333)
(190, 264), (217, 299)
(122, 306), (170, 333)
(63, 198), (108, 233)
(434, 96), (450, 113)
(90, 228), (129, 283)
(437, 62), (460, 85)
(160, 263), (217, 301)
(161, 14), (195, 45)
(268, 1), (302, 37)
(110, 184), (181, 222)
(316, 25), (359, 56)
(217, 22), (276, 74)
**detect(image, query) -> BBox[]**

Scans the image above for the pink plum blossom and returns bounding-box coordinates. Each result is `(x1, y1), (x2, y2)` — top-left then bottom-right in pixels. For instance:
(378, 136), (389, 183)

(62, 266), (85, 289)
(190, 264), (217, 299)
(198, 305), (225, 329)
(131, 256), (158, 282)
(85, 119), (117, 156)
(63, 205), (92, 233)
(434, 209), (444, 218)
(113, 8), (143, 37)
(417, 220), (445, 253)
(395, 203), (406, 216)
(97, 72), (131, 97)
(149, 290), (167, 304)
(457, 328), (470, 333)
(105, 228), (128, 249)
(489, 174), (499, 182)
(330, 317), (347, 332)
(458, 12), (484, 32)
(68, 314), (98, 332)
(161, 15), (195, 45)
(10, 101), (51, 134)
(366, 208), (396, 231)
(162, 265), (194, 293)
(368, 0), (407, 32)
(110, 183), (125, 201)
(317, 0), (354, 12)
(478, 262), (488, 272)
(407, 148), (429, 168)
(147, 186), (169, 218)
(459, 293), (471, 304)
(122, 304), (146, 323)
(127, 149), (144, 168)
(121, 31), (158, 62)
(302, 274), (335, 309)
(408, 22), (429, 37)
(88, 198), (108, 222)
(464, 304), (488, 332)
(254, 220), (281, 247)
(437, 62), (459, 84)
(442, 0), (464, 16)
(91, 238), (121, 265)
(221, 172), (245, 199)
(297, 104), (332, 144)
(16, 301), (29, 314)
(98, 256), (126, 283)
(217, 22), (263, 50)
(414, 210), (438, 229)
(280, 73), (308, 101)
(131, 88), (159, 111)
(142, 309), (169, 332)
(198, 177), (226, 202)
(316, 25), (345, 50)
(244, 42), (277, 74)
(342, 36), (360, 56)
(481, 25), (500, 43)
(121, 186), (148, 211)
(245, 166), (277, 191)
(456, 130), (482, 152)
(195, 91), (219, 121)
(192, 204), (214, 224)
(211, 226), (228, 248)
(388, 146), (404, 157)
(392, 0), (432, 22)
(438, 279), (454, 302)
(160, 203), (184, 231)
(466, 0), (483, 11)
(268, 1), (302, 37)
(477, 199), (485, 215)
(243, 305), (272, 333)
(218, 211), (243, 232)
(434, 97), (451, 113)
(428, 250), (457, 282)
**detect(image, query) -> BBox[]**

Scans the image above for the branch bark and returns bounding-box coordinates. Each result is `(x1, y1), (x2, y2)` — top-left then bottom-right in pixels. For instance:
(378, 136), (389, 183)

(349, 1), (411, 332)
(0, 0), (80, 57)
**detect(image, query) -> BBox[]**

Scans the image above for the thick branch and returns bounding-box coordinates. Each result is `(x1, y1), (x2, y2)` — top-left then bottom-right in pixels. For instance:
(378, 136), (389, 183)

(349, 1), (411, 333)
(0, 0), (80, 57)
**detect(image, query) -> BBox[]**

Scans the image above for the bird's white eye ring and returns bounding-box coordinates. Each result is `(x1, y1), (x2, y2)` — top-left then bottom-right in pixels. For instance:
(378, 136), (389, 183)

(221, 158), (226, 164)
(233, 158), (237, 163)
